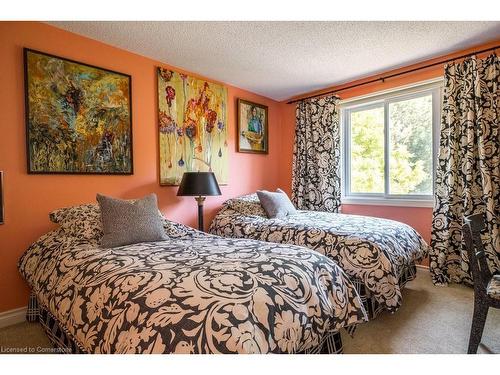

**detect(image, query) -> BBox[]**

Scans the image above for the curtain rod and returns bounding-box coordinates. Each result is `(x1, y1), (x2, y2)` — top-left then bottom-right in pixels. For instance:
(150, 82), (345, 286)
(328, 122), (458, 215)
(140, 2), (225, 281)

(286, 44), (500, 105)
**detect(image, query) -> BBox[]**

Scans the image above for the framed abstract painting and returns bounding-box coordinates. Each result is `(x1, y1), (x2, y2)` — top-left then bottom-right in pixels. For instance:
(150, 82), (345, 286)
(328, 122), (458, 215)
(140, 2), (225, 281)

(157, 67), (228, 185)
(237, 98), (268, 154)
(24, 48), (133, 174)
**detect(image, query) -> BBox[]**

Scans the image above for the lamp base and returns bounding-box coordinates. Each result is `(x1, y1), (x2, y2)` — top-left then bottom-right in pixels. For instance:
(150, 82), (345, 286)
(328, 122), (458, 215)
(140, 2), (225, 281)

(195, 196), (206, 231)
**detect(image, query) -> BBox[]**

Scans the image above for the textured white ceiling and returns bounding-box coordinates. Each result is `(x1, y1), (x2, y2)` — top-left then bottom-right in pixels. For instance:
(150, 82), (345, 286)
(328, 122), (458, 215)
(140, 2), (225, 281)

(48, 21), (500, 101)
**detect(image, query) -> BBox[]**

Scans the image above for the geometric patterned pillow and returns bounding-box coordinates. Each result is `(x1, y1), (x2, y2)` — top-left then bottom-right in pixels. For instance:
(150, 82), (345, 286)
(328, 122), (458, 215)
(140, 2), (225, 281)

(223, 193), (267, 217)
(97, 193), (167, 248)
(49, 203), (103, 240)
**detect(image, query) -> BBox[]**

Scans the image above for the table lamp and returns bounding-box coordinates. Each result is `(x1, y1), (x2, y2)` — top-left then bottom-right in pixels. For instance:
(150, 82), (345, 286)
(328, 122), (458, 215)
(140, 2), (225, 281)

(177, 172), (221, 231)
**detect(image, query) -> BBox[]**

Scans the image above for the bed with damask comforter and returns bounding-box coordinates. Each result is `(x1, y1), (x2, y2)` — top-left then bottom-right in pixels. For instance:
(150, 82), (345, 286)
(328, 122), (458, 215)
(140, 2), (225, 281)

(18, 208), (367, 354)
(209, 194), (429, 317)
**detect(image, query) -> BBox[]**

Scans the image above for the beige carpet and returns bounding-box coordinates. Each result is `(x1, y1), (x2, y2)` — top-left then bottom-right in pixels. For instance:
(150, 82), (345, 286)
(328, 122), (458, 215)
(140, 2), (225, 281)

(343, 268), (500, 354)
(0, 269), (498, 354)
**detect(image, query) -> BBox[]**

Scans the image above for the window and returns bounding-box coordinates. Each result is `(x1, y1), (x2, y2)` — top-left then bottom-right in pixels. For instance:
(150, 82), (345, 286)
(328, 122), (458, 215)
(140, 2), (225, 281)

(342, 82), (441, 207)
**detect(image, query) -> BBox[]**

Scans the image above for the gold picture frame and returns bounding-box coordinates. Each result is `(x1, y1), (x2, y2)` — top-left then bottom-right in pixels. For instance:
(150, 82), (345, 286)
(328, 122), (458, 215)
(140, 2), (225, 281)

(237, 98), (268, 154)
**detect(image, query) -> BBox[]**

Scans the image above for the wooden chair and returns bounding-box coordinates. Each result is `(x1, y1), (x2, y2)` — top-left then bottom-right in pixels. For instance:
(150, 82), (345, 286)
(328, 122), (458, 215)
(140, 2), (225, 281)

(462, 213), (500, 354)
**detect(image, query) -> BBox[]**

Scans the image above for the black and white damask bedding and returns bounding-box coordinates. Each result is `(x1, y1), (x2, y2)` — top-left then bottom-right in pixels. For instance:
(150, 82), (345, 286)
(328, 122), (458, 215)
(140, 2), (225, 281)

(209, 194), (429, 314)
(18, 206), (367, 354)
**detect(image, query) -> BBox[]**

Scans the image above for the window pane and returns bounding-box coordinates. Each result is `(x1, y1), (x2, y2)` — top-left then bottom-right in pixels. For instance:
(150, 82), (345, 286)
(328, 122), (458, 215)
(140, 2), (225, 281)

(388, 94), (433, 195)
(350, 106), (385, 193)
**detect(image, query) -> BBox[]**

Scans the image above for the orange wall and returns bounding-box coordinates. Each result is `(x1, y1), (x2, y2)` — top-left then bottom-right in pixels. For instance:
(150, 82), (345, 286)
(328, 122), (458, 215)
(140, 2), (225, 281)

(1, 22), (497, 313)
(278, 39), (500, 252)
(0, 22), (284, 312)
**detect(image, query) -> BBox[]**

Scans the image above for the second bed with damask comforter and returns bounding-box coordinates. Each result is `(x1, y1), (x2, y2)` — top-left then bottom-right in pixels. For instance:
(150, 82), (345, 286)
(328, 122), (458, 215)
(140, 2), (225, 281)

(209, 194), (429, 317)
(18, 205), (367, 354)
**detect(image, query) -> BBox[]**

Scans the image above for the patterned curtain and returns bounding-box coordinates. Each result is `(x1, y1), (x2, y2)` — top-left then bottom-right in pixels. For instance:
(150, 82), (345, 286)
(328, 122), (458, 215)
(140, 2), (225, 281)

(292, 95), (341, 212)
(430, 54), (499, 285)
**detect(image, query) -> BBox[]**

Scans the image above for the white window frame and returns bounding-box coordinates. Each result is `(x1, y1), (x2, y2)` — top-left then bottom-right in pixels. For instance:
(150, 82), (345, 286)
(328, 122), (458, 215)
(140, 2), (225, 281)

(340, 79), (443, 208)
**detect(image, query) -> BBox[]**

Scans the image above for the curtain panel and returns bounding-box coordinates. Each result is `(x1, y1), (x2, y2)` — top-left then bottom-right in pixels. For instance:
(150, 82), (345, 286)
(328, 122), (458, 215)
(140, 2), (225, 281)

(292, 96), (341, 212)
(430, 54), (499, 285)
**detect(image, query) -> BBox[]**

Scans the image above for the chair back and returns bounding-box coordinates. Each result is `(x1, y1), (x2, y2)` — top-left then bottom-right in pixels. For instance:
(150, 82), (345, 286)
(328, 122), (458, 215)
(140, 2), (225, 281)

(463, 213), (492, 294)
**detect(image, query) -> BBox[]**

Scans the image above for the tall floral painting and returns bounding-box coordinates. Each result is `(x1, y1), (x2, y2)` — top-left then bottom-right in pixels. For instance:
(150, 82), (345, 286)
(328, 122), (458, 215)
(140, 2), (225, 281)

(158, 68), (228, 185)
(24, 49), (132, 174)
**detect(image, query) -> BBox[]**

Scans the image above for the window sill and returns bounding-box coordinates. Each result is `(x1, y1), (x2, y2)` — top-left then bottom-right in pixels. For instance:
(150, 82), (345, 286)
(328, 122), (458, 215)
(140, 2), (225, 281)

(341, 197), (434, 208)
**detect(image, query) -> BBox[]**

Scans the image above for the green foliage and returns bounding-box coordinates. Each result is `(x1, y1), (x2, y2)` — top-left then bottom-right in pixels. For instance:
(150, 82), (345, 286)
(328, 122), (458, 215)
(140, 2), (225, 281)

(351, 107), (384, 193)
(350, 95), (433, 195)
(389, 95), (433, 194)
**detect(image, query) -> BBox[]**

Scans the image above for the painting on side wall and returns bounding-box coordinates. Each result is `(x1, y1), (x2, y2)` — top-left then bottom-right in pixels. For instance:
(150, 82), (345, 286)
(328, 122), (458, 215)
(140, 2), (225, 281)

(237, 98), (268, 154)
(157, 67), (228, 185)
(0, 171), (4, 224)
(24, 49), (133, 174)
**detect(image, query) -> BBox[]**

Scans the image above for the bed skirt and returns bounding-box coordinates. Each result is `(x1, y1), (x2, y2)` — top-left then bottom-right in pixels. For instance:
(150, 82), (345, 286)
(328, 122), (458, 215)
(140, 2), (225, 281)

(26, 293), (345, 354)
(353, 263), (417, 320)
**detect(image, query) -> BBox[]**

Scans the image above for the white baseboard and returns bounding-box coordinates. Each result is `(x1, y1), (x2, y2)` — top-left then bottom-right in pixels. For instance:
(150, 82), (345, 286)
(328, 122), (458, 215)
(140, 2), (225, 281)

(0, 306), (27, 329)
(416, 264), (430, 271)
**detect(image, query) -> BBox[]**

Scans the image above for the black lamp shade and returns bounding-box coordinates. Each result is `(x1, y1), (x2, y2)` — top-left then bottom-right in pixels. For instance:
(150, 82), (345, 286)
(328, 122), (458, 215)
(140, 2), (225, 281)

(177, 172), (222, 197)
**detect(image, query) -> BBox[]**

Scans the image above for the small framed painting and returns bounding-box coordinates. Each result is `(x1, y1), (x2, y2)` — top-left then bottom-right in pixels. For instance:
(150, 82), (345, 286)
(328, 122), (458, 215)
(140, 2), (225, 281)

(24, 48), (133, 174)
(237, 99), (268, 154)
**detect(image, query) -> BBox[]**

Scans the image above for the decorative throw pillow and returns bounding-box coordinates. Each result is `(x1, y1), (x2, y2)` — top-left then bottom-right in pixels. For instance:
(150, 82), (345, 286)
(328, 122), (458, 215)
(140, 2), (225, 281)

(97, 193), (168, 248)
(256, 189), (297, 219)
(224, 193), (267, 217)
(49, 203), (103, 240)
